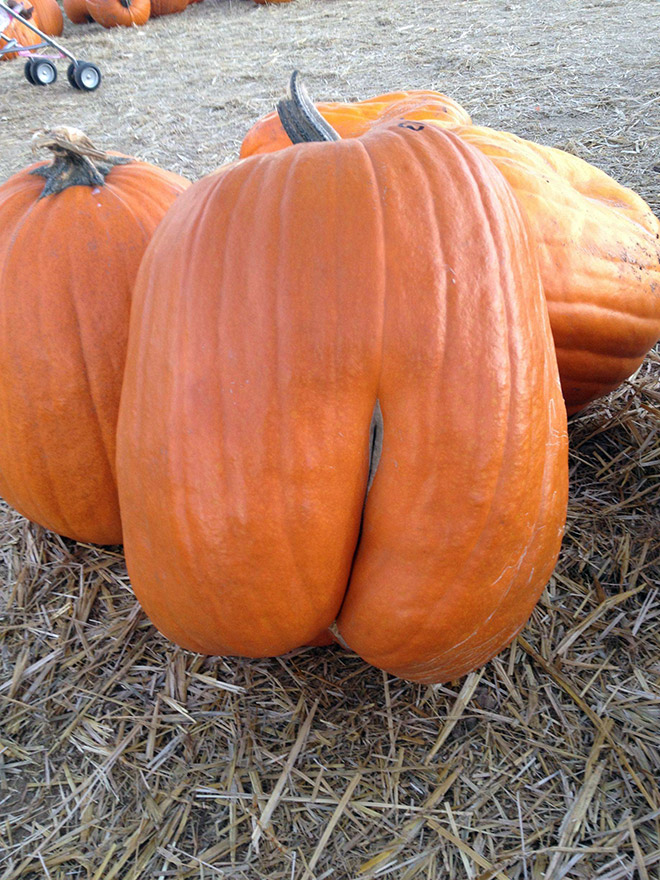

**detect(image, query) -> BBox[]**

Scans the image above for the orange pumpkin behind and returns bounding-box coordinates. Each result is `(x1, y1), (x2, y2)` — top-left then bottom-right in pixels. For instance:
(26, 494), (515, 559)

(86, 0), (150, 27)
(62, 0), (93, 24)
(240, 90), (471, 158)
(30, 0), (63, 34)
(149, 0), (186, 15)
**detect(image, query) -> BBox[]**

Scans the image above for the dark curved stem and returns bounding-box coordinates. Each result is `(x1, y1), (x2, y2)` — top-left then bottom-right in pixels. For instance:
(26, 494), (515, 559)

(276, 71), (341, 145)
(29, 128), (131, 198)
(31, 153), (130, 197)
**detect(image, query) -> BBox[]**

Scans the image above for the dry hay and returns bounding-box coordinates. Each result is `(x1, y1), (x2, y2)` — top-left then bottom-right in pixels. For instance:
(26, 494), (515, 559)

(1, 0), (660, 877)
(1, 369), (659, 879)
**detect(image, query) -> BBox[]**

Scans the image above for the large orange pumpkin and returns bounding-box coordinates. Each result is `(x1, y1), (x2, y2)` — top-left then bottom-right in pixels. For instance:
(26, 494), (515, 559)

(0, 128), (189, 545)
(86, 0), (150, 27)
(241, 91), (660, 414)
(116, 78), (568, 684)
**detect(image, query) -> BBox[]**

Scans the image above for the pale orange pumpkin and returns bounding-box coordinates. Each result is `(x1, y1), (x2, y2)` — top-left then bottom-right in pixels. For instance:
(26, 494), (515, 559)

(428, 123), (660, 413)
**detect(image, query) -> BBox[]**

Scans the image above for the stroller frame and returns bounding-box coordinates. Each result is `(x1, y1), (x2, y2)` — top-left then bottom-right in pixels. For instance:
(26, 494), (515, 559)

(0, 0), (101, 90)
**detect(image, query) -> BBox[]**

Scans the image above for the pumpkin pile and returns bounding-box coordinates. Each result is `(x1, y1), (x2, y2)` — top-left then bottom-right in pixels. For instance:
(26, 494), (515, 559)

(1, 75), (658, 685)
(0, 0), (293, 36)
(61, 0), (291, 29)
(63, 0), (186, 29)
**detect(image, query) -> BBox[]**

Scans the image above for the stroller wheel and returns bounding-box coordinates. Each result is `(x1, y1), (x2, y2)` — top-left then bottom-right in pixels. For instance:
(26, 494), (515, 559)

(31, 59), (57, 86)
(24, 60), (36, 85)
(74, 62), (101, 92)
(67, 63), (81, 90)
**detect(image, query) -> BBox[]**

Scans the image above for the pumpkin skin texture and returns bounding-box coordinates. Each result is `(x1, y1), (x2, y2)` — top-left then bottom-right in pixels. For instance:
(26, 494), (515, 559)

(63, 0), (93, 24)
(86, 0), (150, 27)
(0, 130), (189, 545)
(240, 90), (471, 159)
(241, 95), (660, 414)
(117, 120), (568, 683)
(31, 0), (63, 34)
(149, 0), (187, 16)
(431, 124), (660, 413)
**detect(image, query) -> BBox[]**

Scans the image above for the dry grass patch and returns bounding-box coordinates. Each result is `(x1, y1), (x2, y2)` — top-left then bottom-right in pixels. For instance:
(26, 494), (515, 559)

(1, 368), (658, 879)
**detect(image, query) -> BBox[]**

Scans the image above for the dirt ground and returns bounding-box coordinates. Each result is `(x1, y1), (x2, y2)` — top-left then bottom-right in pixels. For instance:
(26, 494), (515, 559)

(1, 0), (659, 212)
(1, 1), (660, 878)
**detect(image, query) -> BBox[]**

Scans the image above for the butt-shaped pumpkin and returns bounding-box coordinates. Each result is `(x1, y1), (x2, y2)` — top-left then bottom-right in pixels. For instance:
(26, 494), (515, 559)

(116, 76), (568, 683)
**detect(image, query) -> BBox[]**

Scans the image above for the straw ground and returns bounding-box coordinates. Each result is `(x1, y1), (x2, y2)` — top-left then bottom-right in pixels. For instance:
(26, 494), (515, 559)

(1, 0), (659, 877)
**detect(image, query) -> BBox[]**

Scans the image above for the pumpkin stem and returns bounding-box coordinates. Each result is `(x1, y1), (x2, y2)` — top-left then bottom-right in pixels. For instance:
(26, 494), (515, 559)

(29, 127), (132, 198)
(277, 71), (341, 144)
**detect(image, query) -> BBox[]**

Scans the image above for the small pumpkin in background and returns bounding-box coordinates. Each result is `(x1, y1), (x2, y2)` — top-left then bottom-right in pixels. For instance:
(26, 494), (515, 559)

(117, 74), (567, 684)
(241, 88), (660, 413)
(62, 0), (93, 24)
(0, 128), (189, 545)
(86, 0), (150, 27)
(30, 0), (63, 34)
(149, 0), (187, 15)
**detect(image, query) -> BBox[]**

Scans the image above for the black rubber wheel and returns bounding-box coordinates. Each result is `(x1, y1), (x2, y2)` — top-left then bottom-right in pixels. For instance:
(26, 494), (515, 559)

(24, 59), (36, 84)
(73, 61), (101, 92)
(67, 62), (80, 89)
(31, 59), (57, 86)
